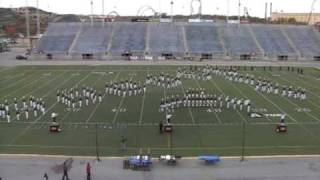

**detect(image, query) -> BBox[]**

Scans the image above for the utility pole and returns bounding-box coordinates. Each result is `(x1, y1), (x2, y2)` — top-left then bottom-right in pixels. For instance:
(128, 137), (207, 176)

(238, 0), (241, 23)
(90, 0), (94, 26)
(265, 2), (268, 21)
(159, 0), (162, 21)
(95, 123), (101, 162)
(270, 2), (273, 21)
(36, 0), (40, 37)
(25, 0), (30, 49)
(198, 0), (202, 20)
(240, 122), (246, 162)
(102, 0), (105, 27)
(170, 1), (174, 22)
(226, 0), (230, 23)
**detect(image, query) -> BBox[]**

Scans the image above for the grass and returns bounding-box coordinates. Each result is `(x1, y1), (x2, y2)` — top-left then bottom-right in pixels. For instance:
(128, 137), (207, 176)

(0, 65), (320, 157)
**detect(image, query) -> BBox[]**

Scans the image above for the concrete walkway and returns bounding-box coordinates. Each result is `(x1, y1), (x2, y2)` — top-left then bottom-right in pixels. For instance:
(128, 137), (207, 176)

(1, 48), (320, 67)
(1, 155), (320, 180)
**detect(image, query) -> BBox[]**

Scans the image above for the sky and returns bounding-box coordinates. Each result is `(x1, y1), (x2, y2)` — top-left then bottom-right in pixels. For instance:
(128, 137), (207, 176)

(0, 0), (319, 18)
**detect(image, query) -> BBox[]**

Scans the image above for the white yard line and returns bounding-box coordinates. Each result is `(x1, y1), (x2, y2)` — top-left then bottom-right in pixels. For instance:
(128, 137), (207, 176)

(111, 73), (134, 124)
(4, 120), (317, 126)
(139, 70), (148, 125)
(0, 72), (36, 91)
(138, 91), (147, 124)
(272, 72), (320, 109)
(0, 73), (24, 83)
(227, 81), (272, 123)
(280, 95), (320, 122)
(256, 71), (320, 122)
(253, 90), (320, 139)
(1, 144), (320, 151)
(8, 71), (93, 144)
(180, 82), (196, 125)
(193, 78), (222, 124)
(0, 67), (13, 75)
(85, 71), (121, 124)
(1, 71), (66, 103)
(209, 79), (248, 123)
(0, 73), (54, 100)
(10, 75), (74, 124)
(8, 102), (58, 145)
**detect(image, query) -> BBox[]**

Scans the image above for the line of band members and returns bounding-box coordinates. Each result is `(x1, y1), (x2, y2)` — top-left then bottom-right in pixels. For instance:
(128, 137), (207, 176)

(57, 82), (148, 109)
(175, 66), (306, 101)
(0, 96), (46, 123)
(194, 66), (308, 101)
(145, 74), (182, 88)
(160, 91), (252, 113)
(222, 72), (307, 101)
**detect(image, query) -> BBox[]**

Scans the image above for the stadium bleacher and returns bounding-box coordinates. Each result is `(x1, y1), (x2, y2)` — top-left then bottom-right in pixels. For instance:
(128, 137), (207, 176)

(37, 22), (320, 60)
(148, 23), (186, 56)
(185, 24), (225, 56)
(70, 23), (113, 54)
(38, 23), (80, 54)
(220, 24), (261, 58)
(252, 25), (298, 59)
(110, 22), (146, 55)
(284, 26), (320, 59)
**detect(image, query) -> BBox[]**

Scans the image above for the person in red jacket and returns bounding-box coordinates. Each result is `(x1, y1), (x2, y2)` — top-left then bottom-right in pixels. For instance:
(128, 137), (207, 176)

(86, 162), (91, 180)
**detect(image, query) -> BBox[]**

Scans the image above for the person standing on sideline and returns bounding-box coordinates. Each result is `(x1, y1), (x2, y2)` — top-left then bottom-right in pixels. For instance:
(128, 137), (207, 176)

(121, 136), (128, 151)
(43, 173), (48, 180)
(86, 162), (91, 180)
(159, 121), (163, 134)
(62, 162), (69, 180)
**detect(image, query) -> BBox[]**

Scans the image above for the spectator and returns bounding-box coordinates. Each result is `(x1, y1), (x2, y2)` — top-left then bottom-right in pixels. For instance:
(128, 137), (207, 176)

(62, 162), (69, 180)
(86, 162), (91, 180)
(43, 173), (48, 180)
(121, 136), (128, 151)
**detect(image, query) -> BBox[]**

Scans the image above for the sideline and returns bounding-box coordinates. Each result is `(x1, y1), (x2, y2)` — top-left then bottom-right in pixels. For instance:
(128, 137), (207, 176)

(1, 153), (320, 160)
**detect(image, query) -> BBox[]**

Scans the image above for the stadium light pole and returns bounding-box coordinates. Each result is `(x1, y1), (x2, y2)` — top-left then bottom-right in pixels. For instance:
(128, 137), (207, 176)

(240, 121), (246, 162)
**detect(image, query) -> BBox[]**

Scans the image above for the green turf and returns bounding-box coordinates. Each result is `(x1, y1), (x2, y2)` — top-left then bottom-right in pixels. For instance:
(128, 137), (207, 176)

(0, 65), (320, 157)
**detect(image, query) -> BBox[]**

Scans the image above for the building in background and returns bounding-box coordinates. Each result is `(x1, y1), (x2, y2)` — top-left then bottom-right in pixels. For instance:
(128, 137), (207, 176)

(272, 12), (320, 25)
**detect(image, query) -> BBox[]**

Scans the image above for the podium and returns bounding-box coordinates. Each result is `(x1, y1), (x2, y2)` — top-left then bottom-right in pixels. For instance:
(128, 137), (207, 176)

(276, 124), (287, 133)
(50, 124), (61, 133)
(164, 124), (173, 133)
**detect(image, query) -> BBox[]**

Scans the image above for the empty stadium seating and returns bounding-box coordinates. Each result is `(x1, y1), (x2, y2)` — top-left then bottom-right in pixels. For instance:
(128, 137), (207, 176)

(284, 26), (320, 58)
(45, 23), (80, 36)
(37, 22), (320, 60)
(110, 22), (146, 55)
(38, 23), (80, 54)
(185, 24), (224, 55)
(38, 35), (75, 54)
(220, 24), (261, 57)
(252, 25), (297, 58)
(148, 23), (186, 55)
(70, 23), (113, 54)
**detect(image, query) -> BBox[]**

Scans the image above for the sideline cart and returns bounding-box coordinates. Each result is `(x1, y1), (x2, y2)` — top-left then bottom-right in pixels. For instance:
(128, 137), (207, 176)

(123, 155), (152, 171)
(159, 155), (181, 165)
(198, 155), (220, 164)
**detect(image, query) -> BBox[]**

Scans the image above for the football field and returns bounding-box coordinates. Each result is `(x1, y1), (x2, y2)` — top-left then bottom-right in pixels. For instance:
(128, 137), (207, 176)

(0, 65), (320, 157)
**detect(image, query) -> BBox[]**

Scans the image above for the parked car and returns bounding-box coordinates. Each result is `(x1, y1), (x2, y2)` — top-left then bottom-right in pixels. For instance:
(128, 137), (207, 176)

(16, 55), (28, 60)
